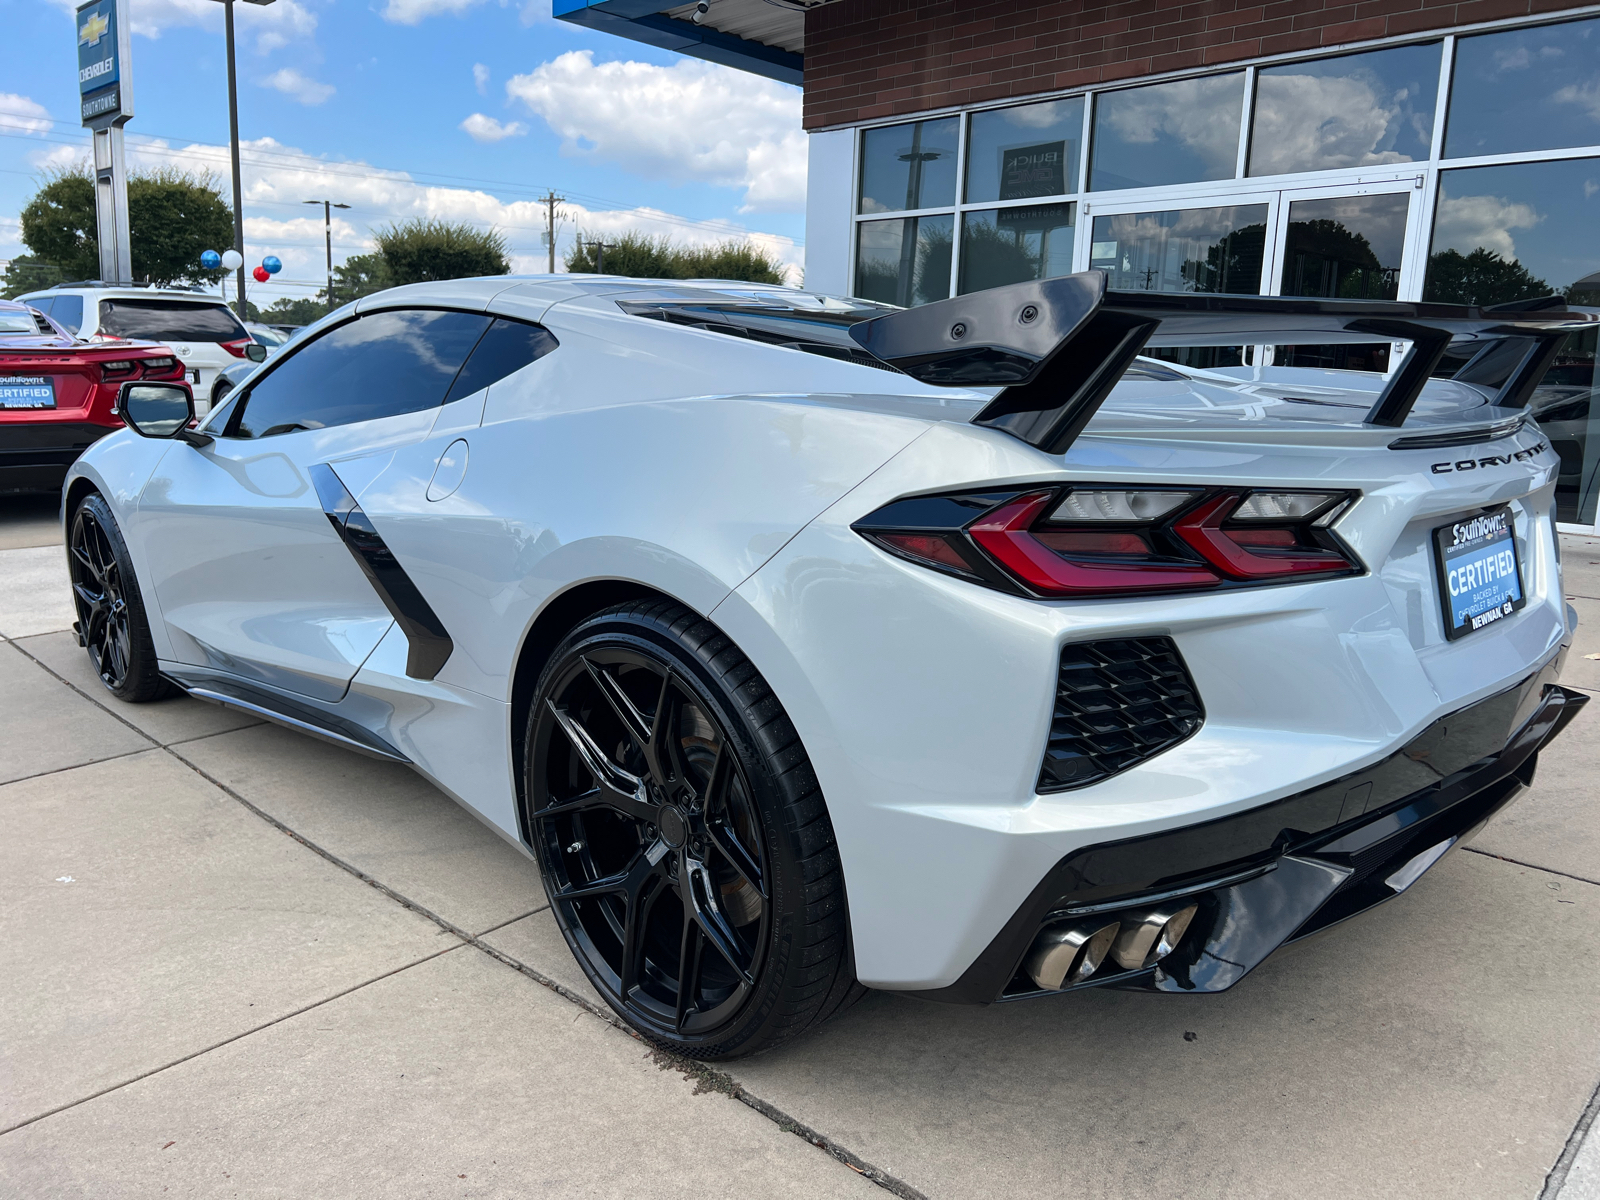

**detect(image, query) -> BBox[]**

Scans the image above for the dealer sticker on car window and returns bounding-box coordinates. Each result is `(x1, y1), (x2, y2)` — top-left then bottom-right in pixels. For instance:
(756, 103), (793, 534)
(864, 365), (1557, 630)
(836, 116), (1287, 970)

(1433, 507), (1526, 641)
(0, 376), (56, 409)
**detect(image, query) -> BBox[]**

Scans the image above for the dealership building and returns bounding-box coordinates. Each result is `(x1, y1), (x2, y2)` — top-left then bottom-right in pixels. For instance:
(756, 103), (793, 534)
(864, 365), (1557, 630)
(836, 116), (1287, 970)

(558, 0), (1600, 529)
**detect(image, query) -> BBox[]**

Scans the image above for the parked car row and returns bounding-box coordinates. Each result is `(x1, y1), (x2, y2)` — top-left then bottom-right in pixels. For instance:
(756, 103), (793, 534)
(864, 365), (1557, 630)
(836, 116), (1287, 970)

(1, 285), (270, 494)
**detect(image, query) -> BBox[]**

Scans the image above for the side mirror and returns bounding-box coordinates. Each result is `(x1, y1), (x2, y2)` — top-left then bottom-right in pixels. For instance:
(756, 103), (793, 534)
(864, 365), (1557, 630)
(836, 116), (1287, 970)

(246, 342), (268, 363)
(117, 382), (211, 447)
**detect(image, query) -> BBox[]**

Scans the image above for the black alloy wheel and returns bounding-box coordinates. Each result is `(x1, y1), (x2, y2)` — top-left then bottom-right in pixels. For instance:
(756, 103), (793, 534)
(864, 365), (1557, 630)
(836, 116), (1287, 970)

(68, 493), (172, 702)
(527, 601), (864, 1059)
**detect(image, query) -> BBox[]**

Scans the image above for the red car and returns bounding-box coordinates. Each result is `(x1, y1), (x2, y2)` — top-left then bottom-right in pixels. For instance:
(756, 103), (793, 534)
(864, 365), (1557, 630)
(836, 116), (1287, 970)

(0, 297), (186, 494)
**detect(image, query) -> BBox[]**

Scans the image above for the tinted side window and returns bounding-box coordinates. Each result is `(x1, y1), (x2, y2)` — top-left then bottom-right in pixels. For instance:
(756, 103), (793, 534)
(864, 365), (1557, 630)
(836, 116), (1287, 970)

(51, 295), (83, 334)
(443, 318), (558, 404)
(27, 296), (55, 317)
(234, 309), (491, 439)
(97, 299), (240, 342)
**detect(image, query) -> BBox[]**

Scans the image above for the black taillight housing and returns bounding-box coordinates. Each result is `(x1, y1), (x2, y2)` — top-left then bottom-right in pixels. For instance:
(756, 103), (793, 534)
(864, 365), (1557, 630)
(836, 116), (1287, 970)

(854, 484), (1361, 599)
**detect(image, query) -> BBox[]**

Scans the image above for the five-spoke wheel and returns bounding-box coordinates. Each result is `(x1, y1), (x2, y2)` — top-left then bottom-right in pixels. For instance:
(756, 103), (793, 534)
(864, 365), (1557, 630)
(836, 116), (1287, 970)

(67, 493), (170, 702)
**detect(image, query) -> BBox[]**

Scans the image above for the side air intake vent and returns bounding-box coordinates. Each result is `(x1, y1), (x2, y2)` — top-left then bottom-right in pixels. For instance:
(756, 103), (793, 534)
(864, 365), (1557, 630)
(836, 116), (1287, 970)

(1039, 637), (1203, 792)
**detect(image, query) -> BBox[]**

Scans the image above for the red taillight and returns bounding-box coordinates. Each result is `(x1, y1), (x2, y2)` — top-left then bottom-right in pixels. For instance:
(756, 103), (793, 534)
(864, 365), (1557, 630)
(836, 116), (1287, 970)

(855, 484), (1360, 599)
(968, 493), (1221, 597)
(139, 355), (184, 380)
(99, 359), (139, 381)
(1171, 494), (1354, 579)
(221, 337), (254, 359)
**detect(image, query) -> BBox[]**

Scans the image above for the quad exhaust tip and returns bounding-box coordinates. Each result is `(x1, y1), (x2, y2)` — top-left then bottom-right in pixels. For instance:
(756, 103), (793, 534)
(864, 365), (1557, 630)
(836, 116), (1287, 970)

(1025, 902), (1199, 991)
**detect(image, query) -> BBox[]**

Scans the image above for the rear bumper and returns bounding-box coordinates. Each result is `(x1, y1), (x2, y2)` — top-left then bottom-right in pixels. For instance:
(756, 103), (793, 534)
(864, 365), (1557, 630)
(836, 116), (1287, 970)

(0, 421), (116, 492)
(914, 660), (1586, 1004)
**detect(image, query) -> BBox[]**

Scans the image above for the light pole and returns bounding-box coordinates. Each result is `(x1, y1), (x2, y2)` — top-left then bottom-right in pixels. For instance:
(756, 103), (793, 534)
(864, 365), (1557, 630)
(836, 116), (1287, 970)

(303, 199), (350, 305)
(207, 0), (274, 318)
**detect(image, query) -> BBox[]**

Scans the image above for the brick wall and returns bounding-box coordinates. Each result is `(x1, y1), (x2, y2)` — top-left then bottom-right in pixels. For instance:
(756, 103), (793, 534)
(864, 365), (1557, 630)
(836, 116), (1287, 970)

(802, 0), (1595, 129)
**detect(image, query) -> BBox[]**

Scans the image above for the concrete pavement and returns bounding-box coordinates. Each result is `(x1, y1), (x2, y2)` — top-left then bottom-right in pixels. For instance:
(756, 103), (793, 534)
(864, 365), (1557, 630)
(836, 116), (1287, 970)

(3, 495), (1599, 1198)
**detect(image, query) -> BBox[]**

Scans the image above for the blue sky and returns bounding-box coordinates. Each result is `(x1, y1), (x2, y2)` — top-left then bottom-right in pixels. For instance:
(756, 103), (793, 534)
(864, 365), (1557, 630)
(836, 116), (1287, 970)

(0, 0), (806, 305)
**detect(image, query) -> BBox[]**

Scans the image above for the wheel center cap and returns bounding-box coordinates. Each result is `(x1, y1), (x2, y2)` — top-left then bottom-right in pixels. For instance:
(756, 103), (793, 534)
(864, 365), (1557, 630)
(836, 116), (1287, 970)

(657, 805), (688, 849)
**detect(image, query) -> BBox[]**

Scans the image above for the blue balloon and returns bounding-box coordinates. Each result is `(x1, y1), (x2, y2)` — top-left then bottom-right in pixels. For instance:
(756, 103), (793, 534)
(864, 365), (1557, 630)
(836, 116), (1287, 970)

(262, 255), (282, 275)
(200, 249), (222, 270)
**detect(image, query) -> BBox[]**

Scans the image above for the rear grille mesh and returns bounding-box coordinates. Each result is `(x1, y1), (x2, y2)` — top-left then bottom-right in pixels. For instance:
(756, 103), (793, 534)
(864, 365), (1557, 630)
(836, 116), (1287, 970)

(1038, 637), (1205, 792)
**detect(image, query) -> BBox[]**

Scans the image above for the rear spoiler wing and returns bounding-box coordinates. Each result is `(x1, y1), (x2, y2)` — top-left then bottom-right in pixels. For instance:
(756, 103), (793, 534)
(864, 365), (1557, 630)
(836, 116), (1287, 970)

(846, 271), (1600, 455)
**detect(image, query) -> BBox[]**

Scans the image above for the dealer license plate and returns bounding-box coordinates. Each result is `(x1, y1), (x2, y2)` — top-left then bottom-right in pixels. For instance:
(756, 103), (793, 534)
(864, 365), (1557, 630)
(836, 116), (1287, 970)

(1433, 506), (1526, 641)
(0, 376), (56, 409)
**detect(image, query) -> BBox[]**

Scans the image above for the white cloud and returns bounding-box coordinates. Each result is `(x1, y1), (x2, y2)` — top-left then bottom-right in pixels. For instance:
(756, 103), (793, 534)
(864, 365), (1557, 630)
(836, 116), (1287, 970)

(506, 50), (806, 213)
(0, 94), (53, 137)
(1250, 74), (1411, 175)
(1554, 79), (1600, 125)
(262, 68), (335, 106)
(45, 0), (316, 51)
(473, 63), (491, 95)
(30, 133), (804, 304)
(1100, 75), (1243, 179)
(382, 0), (483, 24)
(1432, 193), (1543, 261)
(460, 113), (527, 142)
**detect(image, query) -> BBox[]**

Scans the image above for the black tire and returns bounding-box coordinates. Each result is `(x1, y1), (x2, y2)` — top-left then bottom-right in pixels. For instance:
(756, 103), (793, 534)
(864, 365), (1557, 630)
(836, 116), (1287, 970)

(68, 492), (174, 703)
(525, 599), (865, 1060)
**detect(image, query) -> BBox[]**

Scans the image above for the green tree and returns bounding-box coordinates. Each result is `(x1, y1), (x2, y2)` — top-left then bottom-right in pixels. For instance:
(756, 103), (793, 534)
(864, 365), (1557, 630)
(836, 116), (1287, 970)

(373, 219), (509, 286)
(18, 167), (233, 287)
(1, 255), (66, 300)
(324, 251), (390, 307)
(1424, 247), (1553, 306)
(565, 231), (787, 284)
(262, 296), (328, 326)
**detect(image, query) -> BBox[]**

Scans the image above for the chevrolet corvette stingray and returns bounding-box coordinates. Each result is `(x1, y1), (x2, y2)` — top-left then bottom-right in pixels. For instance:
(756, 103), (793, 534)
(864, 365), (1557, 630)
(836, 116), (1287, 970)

(61, 272), (1592, 1058)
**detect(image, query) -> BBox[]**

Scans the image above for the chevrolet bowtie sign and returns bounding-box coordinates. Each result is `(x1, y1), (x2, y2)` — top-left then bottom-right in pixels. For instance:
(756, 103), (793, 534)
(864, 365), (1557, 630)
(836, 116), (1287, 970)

(77, 0), (129, 125)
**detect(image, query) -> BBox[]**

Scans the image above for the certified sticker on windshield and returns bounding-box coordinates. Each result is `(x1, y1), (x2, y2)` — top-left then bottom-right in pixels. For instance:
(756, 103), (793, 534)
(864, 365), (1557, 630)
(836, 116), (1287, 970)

(1433, 507), (1526, 641)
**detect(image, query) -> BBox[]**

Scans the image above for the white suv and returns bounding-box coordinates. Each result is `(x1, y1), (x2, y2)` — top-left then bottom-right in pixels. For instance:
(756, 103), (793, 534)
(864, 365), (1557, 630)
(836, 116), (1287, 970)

(17, 285), (256, 411)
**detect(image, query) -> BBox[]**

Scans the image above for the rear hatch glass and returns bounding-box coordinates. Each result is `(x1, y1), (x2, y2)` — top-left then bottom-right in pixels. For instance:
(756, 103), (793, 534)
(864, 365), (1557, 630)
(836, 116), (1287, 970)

(98, 299), (247, 343)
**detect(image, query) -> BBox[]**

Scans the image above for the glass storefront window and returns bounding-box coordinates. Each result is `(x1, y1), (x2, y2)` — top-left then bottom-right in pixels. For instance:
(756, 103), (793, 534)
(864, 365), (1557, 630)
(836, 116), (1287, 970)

(958, 203), (1076, 294)
(965, 98), (1084, 203)
(855, 215), (954, 307)
(1425, 158), (1600, 522)
(1280, 193), (1408, 300)
(1445, 18), (1600, 159)
(1250, 44), (1440, 176)
(1089, 204), (1267, 293)
(859, 118), (960, 214)
(1090, 73), (1245, 191)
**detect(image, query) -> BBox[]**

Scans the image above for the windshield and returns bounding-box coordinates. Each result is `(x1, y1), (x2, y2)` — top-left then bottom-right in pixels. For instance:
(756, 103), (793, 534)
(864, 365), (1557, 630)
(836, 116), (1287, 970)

(97, 298), (247, 343)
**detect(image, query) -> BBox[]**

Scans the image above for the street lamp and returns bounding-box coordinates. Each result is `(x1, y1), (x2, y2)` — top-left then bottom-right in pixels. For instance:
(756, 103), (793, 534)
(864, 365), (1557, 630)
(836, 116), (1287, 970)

(206, 0), (274, 319)
(303, 199), (350, 306)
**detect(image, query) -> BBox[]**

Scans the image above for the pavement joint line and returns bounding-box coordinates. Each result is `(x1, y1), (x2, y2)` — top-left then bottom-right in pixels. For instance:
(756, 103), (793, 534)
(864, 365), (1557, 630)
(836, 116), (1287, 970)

(6, 636), (923, 1198)
(0, 942), (468, 1139)
(1542, 1074), (1600, 1199)
(1462, 846), (1600, 889)
(0, 746), (151, 789)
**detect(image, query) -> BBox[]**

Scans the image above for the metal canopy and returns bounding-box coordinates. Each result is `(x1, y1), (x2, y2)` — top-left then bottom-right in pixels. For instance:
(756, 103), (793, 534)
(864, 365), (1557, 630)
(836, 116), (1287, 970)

(553, 0), (835, 85)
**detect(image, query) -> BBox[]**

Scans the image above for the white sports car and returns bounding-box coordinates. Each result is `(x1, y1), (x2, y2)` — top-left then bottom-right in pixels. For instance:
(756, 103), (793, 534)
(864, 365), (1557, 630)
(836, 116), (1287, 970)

(63, 272), (1592, 1059)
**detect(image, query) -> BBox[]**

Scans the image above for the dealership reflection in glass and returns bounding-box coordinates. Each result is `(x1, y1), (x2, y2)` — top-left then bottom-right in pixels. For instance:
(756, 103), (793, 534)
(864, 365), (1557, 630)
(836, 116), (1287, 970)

(1250, 44), (1440, 176)
(1090, 73), (1245, 191)
(1425, 157), (1600, 523)
(1089, 204), (1266, 293)
(855, 215), (954, 307)
(965, 97), (1084, 203)
(1446, 17), (1600, 159)
(959, 203), (1075, 294)
(859, 118), (960, 214)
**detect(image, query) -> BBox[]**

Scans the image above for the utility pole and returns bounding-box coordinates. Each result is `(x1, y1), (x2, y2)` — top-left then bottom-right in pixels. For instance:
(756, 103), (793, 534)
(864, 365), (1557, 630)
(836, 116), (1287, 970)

(303, 199), (350, 305)
(207, 0), (275, 318)
(589, 240), (617, 275)
(539, 190), (565, 274)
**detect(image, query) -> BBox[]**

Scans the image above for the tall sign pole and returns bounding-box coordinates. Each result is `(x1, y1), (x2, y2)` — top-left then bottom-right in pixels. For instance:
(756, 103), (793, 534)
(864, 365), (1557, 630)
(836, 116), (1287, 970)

(207, 0), (276, 318)
(77, 0), (133, 283)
